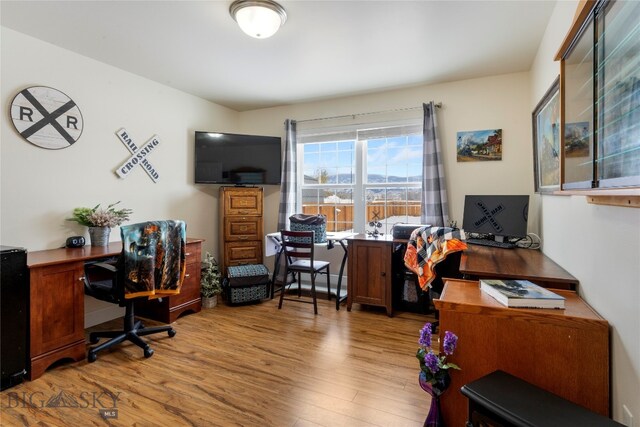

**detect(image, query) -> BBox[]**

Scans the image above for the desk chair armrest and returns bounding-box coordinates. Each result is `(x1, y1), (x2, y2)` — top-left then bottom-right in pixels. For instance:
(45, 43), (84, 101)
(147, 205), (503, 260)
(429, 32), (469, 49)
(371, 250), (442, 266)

(90, 262), (118, 273)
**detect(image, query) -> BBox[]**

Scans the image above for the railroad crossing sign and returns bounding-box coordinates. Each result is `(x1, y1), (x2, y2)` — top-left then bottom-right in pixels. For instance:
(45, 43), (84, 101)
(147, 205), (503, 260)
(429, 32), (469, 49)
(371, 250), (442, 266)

(10, 86), (83, 149)
(470, 200), (506, 233)
(115, 128), (160, 182)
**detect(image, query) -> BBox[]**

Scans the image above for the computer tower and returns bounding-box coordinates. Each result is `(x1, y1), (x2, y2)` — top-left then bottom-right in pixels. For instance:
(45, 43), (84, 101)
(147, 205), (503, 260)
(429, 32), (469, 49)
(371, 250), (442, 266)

(1, 246), (28, 390)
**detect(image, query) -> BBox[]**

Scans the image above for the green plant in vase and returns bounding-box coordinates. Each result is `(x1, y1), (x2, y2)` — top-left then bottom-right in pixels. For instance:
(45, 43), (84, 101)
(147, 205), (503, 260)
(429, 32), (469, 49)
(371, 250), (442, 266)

(201, 252), (222, 308)
(67, 201), (133, 246)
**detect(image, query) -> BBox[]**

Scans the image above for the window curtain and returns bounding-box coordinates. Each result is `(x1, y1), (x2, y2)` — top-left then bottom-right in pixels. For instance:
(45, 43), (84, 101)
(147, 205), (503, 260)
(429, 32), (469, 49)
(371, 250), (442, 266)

(277, 119), (297, 231)
(421, 102), (449, 227)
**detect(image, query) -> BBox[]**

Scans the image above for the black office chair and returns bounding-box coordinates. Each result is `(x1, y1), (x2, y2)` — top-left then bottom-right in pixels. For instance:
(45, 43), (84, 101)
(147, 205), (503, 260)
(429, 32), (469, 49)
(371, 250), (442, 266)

(278, 230), (330, 314)
(84, 220), (186, 362)
(428, 250), (463, 332)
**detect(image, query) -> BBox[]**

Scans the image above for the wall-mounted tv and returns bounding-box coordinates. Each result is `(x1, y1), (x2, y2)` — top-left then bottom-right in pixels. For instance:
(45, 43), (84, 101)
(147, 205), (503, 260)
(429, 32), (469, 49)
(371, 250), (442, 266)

(195, 131), (282, 185)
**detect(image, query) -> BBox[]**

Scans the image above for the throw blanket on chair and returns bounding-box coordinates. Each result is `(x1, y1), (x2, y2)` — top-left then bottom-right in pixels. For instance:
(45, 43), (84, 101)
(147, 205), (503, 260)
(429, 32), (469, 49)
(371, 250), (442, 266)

(404, 226), (467, 291)
(121, 220), (187, 299)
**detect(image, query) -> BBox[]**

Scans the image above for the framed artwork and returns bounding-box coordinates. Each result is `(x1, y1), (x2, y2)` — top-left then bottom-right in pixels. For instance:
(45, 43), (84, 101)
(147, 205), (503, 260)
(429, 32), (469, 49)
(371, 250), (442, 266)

(532, 77), (560, 193)
(564, 122), (590, 158)
(456, 129), (502, 162)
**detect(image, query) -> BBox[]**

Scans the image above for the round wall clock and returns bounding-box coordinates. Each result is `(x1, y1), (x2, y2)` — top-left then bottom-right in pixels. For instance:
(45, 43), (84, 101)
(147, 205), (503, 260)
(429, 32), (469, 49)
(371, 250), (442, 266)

(10, 86), (83, 149)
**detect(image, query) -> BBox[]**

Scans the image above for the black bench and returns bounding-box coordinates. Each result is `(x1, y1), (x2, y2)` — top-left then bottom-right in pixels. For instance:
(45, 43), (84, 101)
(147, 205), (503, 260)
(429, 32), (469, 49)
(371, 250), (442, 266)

(461, 370), (623, 427)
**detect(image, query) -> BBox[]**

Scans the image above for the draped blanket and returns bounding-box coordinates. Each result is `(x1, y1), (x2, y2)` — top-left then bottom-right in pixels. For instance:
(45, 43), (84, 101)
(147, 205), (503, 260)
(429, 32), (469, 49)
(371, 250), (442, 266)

(404, 226), (467, 291)
(120, 220), (187, 299)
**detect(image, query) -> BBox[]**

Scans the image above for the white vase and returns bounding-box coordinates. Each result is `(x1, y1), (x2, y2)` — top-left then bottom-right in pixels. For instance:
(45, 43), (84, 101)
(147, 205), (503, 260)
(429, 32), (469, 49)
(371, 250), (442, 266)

(202, 295), (218, 309)
(88, 226), (111, 246)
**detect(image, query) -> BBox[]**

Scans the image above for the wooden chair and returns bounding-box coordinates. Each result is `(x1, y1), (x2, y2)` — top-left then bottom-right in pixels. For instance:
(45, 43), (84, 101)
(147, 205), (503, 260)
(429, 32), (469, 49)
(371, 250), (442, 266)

(278, 230), (330, 314)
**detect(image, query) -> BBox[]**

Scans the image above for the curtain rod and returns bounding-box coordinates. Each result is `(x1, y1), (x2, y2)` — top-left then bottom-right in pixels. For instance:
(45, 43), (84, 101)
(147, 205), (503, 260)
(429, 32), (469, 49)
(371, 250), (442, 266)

(296, 102), (442, 124)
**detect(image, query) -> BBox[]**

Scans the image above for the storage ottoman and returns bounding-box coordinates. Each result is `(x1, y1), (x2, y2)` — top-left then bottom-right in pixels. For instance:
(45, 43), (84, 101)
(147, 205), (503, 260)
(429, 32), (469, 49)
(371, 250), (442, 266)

(225, 264), (270, 304)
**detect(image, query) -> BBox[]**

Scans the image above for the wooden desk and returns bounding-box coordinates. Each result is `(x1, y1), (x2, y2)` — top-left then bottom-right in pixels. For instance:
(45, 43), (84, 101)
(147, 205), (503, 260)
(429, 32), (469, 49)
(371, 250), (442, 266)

(460, 245), (579, 290)
(434, 279), (610, 427)
(266, 231), (355, 310)
(27, 238), (203, 380)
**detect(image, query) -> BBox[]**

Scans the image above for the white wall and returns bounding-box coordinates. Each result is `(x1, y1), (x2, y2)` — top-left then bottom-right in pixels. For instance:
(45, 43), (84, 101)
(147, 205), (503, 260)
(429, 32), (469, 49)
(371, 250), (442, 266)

(530, 1), (640, 423)
(1, 28), (239, 325)
(239, 71), (536, 238)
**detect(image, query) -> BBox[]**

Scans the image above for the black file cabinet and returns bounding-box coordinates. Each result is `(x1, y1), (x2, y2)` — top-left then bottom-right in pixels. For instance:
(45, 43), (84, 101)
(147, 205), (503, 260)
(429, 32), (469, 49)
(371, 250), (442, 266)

(1, 246), (28, 390)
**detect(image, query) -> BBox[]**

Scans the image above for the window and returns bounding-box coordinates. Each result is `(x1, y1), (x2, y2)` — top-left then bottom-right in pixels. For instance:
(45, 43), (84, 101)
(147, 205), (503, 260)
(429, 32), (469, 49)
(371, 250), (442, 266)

(298, 122), (423, 234)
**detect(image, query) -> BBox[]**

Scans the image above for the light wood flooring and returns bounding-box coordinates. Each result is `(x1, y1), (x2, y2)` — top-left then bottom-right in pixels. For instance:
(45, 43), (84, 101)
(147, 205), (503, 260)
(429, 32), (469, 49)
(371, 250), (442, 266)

(1, 297), (438, 426)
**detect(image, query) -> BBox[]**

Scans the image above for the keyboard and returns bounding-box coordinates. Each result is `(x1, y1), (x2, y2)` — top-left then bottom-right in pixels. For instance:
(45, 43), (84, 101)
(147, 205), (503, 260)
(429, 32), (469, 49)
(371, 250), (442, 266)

(466, 238), (516, 249)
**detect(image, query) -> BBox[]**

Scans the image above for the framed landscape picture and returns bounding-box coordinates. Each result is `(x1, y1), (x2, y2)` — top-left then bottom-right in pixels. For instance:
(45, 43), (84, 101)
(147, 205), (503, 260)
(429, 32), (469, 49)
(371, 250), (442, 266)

(532, 77), (560, 193)
(456, 129), (502, 162)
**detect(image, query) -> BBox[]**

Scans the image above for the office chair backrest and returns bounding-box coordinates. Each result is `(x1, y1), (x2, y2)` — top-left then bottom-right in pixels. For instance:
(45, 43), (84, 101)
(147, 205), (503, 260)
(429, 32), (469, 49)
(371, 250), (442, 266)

(430, 251), (463, 295)
(280, 230), (316, 266)
(120, 220), (187, 299)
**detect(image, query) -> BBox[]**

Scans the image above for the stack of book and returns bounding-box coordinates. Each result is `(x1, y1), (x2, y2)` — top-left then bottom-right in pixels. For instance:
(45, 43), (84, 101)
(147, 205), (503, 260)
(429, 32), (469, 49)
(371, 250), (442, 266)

(480, 279), (565, 309)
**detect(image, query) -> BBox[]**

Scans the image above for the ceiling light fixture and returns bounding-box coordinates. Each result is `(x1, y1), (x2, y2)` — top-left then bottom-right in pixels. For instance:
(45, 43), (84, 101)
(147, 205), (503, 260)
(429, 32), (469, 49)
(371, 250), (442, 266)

(229, 0), (287, 39)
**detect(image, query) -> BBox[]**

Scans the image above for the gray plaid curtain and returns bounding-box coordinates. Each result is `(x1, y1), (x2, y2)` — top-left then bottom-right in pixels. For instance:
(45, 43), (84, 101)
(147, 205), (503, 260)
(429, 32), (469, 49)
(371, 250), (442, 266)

(421, 102), (449, 227)
(277, 119), (297, 231)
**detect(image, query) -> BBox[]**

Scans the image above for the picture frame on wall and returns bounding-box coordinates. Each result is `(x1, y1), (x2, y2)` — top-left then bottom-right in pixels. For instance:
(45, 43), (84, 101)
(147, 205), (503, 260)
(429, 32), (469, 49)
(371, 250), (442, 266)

(532, 76), (560, 193)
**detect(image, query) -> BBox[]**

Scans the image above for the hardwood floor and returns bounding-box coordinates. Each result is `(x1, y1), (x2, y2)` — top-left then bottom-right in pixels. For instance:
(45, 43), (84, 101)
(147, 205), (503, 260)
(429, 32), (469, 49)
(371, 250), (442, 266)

(1, 298), (437, 426)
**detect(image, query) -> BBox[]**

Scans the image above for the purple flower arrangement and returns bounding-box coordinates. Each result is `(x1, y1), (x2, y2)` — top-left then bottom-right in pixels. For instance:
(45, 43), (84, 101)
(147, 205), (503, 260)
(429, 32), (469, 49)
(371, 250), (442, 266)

(416, 323), (460, 394)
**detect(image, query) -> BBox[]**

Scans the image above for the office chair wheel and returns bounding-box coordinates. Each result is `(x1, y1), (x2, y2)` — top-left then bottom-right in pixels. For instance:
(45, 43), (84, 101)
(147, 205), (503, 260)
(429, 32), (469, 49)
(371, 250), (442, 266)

(89, 335), (100, 344)
(144, 347), (154, 358)
(88, 352), (97, 363)
(168, 329), (176, 338)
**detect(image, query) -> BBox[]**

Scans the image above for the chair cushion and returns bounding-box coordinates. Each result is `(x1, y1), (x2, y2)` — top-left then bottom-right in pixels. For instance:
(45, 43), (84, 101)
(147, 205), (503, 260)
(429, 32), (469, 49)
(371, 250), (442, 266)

(288, 259), (330, 272)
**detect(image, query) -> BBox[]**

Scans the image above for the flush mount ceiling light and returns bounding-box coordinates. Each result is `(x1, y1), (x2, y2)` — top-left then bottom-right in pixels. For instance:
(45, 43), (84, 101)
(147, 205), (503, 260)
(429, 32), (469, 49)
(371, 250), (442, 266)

(229, 0), (287, 39)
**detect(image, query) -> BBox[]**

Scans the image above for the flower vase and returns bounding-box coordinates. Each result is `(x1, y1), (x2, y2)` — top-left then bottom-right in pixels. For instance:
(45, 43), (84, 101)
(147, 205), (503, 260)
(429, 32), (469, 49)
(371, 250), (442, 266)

(419, 374), (449, 427)
(202, 295), (218, 309)
(88, 226), (111, 246)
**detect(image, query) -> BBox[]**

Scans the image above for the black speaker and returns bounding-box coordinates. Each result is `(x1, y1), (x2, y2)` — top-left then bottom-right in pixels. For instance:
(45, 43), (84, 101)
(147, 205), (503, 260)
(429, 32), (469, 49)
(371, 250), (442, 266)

(66, 236), (85, 248)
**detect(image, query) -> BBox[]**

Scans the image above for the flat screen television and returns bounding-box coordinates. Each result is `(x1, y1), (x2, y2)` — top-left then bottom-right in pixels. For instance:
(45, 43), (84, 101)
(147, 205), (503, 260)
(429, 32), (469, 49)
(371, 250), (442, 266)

(462, 195), (529, 242)
(194, 131), (282, 185)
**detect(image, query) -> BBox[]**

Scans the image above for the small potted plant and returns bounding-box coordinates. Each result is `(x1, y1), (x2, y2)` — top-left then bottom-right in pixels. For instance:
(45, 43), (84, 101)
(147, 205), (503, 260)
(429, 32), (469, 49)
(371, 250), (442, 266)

(201, 252), (222, 308)
(67, 201), (133, 246)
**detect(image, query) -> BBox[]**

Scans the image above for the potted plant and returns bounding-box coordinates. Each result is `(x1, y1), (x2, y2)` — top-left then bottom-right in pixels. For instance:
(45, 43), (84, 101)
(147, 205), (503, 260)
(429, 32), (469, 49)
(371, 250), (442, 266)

(201, 252), (222, 308)
(67, 201), (133, 246)
(416, 322), (460, 426)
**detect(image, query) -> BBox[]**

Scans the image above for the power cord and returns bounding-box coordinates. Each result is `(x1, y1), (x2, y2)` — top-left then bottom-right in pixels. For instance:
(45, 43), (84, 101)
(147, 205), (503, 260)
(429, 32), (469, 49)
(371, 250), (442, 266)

(515, 233), (542, 250)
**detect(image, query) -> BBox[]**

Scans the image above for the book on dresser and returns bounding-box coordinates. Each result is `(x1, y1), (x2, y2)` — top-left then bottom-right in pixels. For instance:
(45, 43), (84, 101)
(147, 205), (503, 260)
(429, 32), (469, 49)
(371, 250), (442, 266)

(480, 279), (565, 309)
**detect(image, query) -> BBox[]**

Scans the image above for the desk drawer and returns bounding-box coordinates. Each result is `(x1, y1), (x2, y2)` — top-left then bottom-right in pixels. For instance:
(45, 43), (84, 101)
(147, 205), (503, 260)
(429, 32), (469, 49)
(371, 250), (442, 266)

(171, 262), (201, 307)
(185, 242), (201, 265)
(224, 217), (262, 241)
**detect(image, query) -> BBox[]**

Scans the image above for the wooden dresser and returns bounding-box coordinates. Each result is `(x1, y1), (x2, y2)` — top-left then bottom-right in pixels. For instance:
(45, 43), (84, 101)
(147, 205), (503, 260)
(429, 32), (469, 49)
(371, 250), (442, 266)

(134, 238), (203, 323)
(219, 186), (263, 273)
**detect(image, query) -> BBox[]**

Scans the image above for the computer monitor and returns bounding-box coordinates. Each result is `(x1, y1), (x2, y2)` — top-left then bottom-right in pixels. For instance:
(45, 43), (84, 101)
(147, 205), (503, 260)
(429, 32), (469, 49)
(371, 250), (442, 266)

(462, 195), (529, 242)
